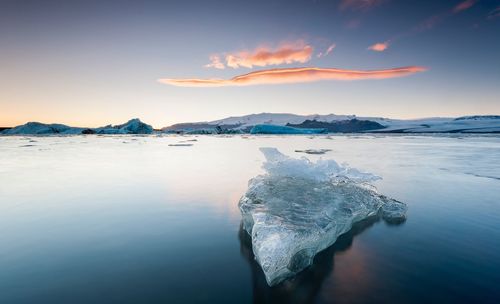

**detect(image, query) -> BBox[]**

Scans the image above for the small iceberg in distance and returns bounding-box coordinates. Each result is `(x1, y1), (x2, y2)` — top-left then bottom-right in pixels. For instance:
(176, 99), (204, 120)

(239, 148), (407, 286)
(295, 148), (332, 155)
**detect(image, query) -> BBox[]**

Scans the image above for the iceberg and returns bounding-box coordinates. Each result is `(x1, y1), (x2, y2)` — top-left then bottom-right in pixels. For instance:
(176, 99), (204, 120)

(94, 119), (153, 134)
(2, 118), (153, 135)
(2, 122), (83, 135)
(239, 148), (407, 286)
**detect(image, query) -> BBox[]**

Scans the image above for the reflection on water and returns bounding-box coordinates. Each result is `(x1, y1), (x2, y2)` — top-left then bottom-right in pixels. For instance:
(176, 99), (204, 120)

(239, 214), (404, 304)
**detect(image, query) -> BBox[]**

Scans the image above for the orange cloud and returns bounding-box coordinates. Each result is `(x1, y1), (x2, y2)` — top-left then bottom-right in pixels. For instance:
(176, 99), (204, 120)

(224, 42), (313, 69)
(339, 0), (387, 11)
(158, 66), (427, 87)
(368, 41), (389, 51)
(453, 0), (478, 13)
(204, 55), (225, 69)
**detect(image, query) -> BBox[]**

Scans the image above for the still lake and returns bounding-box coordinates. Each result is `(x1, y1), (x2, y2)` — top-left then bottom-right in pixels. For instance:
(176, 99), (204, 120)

(1, 134), (499, 303)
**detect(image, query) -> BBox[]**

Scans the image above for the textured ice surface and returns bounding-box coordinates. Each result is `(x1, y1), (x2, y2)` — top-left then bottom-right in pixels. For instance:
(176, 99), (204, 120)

(239, 148), (407, 286)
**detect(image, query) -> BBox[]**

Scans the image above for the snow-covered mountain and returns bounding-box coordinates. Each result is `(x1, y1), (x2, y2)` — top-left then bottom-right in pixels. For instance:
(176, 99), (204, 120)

(3, 114), (500, 135)
(2, 119), (153, 135)
(370, 116), (500, 133)
(163, 113), (500, 133)
(209, 113), (356, 128)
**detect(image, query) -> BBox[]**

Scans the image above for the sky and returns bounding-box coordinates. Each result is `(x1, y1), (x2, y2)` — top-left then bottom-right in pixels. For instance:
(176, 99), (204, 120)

(1, 0), (499, 128)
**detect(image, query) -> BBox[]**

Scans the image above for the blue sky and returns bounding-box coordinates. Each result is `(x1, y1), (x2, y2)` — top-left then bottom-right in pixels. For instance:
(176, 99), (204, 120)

(1, 0), (499, 127)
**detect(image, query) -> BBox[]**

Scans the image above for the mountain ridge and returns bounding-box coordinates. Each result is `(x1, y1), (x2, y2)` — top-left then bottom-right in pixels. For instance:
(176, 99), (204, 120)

(2, 114), (500, 135)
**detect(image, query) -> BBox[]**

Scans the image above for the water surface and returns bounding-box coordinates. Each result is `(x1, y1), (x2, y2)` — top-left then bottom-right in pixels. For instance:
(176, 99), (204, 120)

(1, 134), (499, 303)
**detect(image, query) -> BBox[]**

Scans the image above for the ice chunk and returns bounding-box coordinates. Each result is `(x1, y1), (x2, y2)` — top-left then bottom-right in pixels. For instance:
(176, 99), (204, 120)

(95, 119), (153, 134)
(239, 148), (406, 286)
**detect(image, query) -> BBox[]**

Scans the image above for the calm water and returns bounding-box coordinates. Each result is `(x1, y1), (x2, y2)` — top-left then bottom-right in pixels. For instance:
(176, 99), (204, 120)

(1, 134), (499, 303)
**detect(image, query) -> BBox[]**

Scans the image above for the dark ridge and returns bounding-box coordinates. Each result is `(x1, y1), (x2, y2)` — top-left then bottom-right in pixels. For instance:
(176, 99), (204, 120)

(454, 115), (500, 121)
(0, 127), (12, 132)
(81, 129), (96, 134)
(287, 119), (386, 133)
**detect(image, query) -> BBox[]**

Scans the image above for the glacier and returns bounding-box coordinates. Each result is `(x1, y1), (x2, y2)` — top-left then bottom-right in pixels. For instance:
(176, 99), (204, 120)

(239, 148), (407, 286)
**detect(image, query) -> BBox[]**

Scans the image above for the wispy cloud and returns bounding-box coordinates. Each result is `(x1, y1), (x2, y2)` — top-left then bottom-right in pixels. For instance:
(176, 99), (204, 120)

(371, 0), (480, 50)
(487, 6), (500, 19)
(317, 44), (336, 58)
(325, 44), (336, 56)
(368, 41), (389, 52)
(345, 19), (362, 29)
(453, 0), (478, 13)
(158, 66), (427, 87)
(415, 14), (444, 31)
(206, 41), (313, 69)
(204, 55), (225, 69)
(414, 1), (478, 31)
(339, 0), (387, 11)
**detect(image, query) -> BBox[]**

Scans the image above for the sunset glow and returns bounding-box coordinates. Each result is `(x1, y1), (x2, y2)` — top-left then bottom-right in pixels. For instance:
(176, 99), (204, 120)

(0, 0), (498, 128)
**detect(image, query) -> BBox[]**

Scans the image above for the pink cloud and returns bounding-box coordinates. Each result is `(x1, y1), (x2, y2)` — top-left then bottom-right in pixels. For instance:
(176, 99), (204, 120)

(368, 41), (389, 52)
(370, 0), (480, 51)
(487, 6), (500, 19)
(339, 0), (387, 11)
(158, 66), (427, 87)
(415, 14), (444, 31)
(223, 42), (313, 69)
(453, 0), (478, 13)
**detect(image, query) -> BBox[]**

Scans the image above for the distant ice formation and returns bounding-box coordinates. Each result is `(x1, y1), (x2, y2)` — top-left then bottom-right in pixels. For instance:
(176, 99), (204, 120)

(295, 149), (332, 155)
(239, 148), (407, 286)
(94, 119), (153, 134)
(168, 143), (193, 146)
(1, 122), (83, 135)
(2, 119), (153, 135)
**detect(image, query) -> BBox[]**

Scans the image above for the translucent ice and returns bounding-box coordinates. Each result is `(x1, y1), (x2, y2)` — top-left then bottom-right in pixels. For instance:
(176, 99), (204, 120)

(239, 148), (407, 286)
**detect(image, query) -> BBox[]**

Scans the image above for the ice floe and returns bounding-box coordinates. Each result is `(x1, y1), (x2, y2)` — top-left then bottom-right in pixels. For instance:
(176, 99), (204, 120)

(239, 148), (407, 286)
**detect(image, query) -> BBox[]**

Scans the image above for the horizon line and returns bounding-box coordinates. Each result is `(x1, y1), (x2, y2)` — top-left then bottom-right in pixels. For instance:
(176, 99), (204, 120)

(2, 112), (500, 129)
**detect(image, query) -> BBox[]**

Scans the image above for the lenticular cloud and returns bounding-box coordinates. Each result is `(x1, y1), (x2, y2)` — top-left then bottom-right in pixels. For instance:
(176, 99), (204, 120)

(159, 66), (426, 87)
